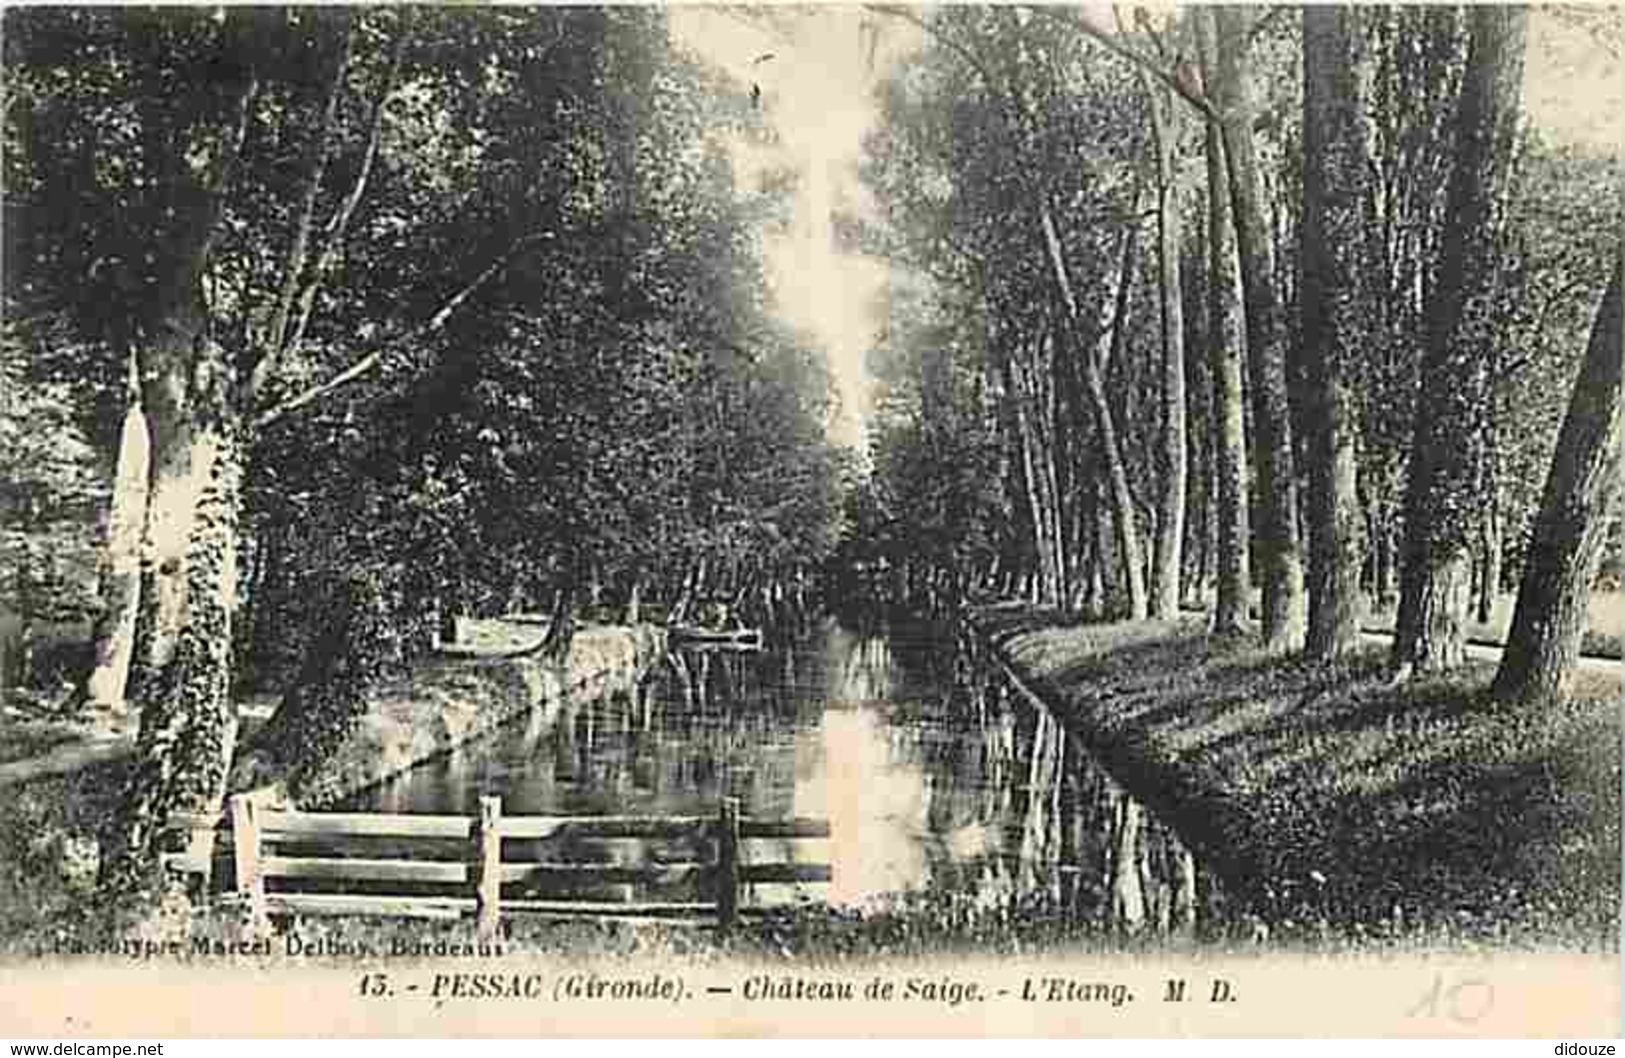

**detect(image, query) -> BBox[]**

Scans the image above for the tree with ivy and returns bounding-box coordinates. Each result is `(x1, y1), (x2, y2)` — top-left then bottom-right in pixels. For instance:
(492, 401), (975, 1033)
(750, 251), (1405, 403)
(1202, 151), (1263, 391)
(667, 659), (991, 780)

(1391, 6), (1528, 675)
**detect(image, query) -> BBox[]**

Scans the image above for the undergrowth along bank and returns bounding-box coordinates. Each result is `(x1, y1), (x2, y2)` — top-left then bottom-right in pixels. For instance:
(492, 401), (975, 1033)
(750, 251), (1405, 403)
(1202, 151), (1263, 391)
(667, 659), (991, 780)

(972, 604), (1621, 951)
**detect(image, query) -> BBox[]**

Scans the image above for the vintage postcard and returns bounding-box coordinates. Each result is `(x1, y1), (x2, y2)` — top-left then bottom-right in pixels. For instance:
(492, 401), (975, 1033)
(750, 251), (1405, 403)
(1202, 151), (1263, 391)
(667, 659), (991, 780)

(0, 2), (1620, 1040)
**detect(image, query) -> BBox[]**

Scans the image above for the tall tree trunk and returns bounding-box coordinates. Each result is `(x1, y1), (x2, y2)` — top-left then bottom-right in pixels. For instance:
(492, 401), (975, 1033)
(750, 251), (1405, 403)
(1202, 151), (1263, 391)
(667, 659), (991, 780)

(98, 17), (262, 883)
(1038, 208), (1147, 620)
(1182, 240), (1215, 610)
(1493, 236), (1623, 704)
(1041, 337), (1068, 607)
(1195, 10), (1251, 638)
(1143, 75), (1188, 621)
(1009, 347), (1064, 607)
(132, 359), (208, 690)
(1007, 350), (1041, 604)
(1055, 313), (1088, 610)
(104, 348), (243, 887)
(106, 36), (260, 705)
(1213, 6), (1306, 651)
(1085, 340), (1149, 622)
(1301, 5), (1370, 661)
(1013, 387), (1048, 600)
(1393, 6), (1527, 674)
(85, 368), (152, 709)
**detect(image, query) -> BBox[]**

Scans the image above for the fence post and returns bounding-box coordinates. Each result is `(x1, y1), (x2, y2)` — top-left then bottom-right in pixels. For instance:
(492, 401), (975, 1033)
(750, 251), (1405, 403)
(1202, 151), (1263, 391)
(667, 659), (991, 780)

(716, 796), (740, 935)
(477, 795), (503, 939)
(184, 811), (218, 895)
(230, 794), (265, 923)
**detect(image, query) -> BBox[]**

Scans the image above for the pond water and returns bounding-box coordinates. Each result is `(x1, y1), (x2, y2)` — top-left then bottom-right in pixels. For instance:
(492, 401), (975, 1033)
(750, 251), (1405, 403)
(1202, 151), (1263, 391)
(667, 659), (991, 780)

(344, 615), (1223, 933)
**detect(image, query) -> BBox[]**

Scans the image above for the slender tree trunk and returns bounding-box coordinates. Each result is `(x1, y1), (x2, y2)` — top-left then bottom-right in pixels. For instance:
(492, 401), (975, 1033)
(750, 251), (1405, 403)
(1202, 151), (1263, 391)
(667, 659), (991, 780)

(1301, 5), (1370, 661)
(1182, 242), (1215, 610)
(256, 12), (352, 391)
(85, 374), (152, 709)
(1084, 476), (1108, 618)
(1041, 340), (1068, 607)
(1010, 348), (1064, 608)
(540, 579), (576, 660)
(1014, 393), (1047, 599)
(671, 556), (705, 626)
(1394, 6), (1527, 674)
(1476, 469), (1502, 625)
(1493, 236), (1623, 704)
(1085, 342), (1149, 622)
(1040, 360), (1066, 607)
(625, 577), (643, 625)
(1093, 243), (1148, 622)
(1056, 318), (1088, 610)
(1036, 343), (1065, 608)
(1213, 6), (1306, 651)
(1039, 207), (1147, 620)
(437, 566), (462, 646)
(9, 545), (35, 692)
(1195, 11), (1251, 638)
(1143, 76), (1188, 621)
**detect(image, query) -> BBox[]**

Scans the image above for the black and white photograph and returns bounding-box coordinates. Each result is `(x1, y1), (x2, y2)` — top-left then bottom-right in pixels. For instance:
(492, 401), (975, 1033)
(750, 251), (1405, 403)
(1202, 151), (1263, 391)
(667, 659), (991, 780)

(0, 2), (1620, 1040)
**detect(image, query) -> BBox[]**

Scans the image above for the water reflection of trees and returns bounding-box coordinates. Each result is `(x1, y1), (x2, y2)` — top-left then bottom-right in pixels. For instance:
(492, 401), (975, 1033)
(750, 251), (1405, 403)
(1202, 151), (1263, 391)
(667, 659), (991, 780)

(875, 625), (1223, 939)
(362, 617), (1230, 935)
(547, 680), (804, 823)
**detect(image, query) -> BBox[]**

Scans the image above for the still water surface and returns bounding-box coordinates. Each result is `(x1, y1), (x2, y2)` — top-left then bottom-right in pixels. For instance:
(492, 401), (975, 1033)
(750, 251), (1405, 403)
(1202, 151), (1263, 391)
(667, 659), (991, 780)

(348, 616), (1208, 928)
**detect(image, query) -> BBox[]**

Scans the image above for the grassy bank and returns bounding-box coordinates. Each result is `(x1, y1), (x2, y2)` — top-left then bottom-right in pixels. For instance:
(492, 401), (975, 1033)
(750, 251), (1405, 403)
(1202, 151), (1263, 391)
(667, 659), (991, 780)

(976, 605), (1621, 952)
(0, 717), (94, 766)
(0, 753), (131, 949)
(0, 620), (662, 953)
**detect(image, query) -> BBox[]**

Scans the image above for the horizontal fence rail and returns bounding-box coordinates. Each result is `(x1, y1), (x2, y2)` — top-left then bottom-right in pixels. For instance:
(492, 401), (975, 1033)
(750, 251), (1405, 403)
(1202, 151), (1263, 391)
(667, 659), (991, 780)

(164, 795), (831, 935)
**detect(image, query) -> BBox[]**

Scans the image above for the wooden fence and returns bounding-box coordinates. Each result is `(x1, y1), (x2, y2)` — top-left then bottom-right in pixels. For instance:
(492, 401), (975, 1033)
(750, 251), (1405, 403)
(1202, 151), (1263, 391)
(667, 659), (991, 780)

(166, 795), (830, 936)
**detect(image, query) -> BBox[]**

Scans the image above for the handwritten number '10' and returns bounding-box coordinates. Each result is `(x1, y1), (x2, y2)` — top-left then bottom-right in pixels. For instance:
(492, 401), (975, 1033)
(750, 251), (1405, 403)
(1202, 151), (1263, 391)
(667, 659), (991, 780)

(1408, 974), (1494, 1025)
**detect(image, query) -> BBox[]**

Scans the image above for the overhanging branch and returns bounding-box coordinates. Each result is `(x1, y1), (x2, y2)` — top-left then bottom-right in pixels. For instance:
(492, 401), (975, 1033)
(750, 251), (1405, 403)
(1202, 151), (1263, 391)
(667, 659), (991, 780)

(1029, 6), (1215, 122)
(276, 19), (409, 391)
(254, 233), (546, 431)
